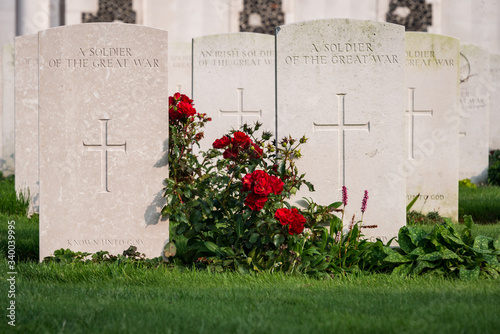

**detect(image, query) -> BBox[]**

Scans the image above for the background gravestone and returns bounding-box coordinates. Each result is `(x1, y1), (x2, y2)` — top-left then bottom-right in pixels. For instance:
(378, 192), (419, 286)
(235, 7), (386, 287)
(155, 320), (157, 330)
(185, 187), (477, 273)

(459, 44), (490, 184)
(192, 33), (275, 151)
(490, 53), (500, 150)
(168, 42), (191, 96)
(2, 43), (14, 176)
(39, 24), (169, 260)
(276, 19), (406, 243)
(15, 34), (39, 214)
(404, 32), (460, 220)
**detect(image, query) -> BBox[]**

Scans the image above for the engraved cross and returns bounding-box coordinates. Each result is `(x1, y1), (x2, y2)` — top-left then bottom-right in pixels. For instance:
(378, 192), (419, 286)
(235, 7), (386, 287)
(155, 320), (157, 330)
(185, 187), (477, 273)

(406, 87), (433, 160)
(313, 93), (370, 187)
(83, 119), (127, 193)
(220, 88), (261, 128)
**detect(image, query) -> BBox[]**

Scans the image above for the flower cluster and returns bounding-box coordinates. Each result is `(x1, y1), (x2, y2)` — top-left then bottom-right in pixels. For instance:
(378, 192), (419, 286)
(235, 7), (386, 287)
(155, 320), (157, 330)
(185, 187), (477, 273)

(213, 131), (263, 160)
(241, 170), (284, 211)
(274, 208), (306, 235)
(169, 92), (196, 121)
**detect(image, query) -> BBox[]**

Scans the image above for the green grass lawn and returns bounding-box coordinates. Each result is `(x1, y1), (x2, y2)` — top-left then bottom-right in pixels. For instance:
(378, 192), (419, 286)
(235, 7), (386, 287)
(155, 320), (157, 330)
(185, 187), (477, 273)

(459, 185), (500, 224)
(1, 176), (500, 333)
(1, 260), (499, 334)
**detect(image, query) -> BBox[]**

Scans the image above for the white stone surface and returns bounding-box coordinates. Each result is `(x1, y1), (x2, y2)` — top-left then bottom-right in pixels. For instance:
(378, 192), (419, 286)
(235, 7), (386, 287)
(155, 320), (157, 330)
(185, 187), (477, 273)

(490, 53), (500, 150)
(404, 32), (460, 220)
(440, 0), (500, 53)
(38, 24), (169, 260)
(0, 0), (15, 46)
(2, 43), (15, 176)
(168, 42), (191, 96)
(192, 33), (275, 151)
(277, 19), (406, 243)
(15, 34), (39, 213)
(140, 0), (242, 43)
(459, 44), (490, 184)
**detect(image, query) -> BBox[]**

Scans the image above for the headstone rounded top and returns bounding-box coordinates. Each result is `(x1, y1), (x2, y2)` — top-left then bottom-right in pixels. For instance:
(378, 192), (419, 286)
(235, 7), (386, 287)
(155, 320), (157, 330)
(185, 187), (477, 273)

(39, 22), (168, 34)
(193, 32), (274, 41)
(405, 31), (460, 43)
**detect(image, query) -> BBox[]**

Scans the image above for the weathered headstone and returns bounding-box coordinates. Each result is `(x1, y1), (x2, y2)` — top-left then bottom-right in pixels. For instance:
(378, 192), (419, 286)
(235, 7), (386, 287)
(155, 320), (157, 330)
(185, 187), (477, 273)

(459, 44), (490, 184)
(490, 53), (500, 150)
(39, 24), (169, 260)
(168, 42), (191, 96)
(2, 43), (14, 176)
(276, 19), (406, 243)
(404, 32), (460, 220)
(192, 33), (275, 151)
(15, 34), (39, 213)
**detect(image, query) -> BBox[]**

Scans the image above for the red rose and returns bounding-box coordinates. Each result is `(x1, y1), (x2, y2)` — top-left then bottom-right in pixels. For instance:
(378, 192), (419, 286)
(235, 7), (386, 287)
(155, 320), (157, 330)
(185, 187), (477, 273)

(241, 174), (253, 192)
(177, 101), (196, 117)
(173, 92), (181, 101)
(289, 208), (306, 235)
(253, 176), (272, 196)
(180, 94), (193, 104)
(213, 136), (231, 149)
(275, 208), (293, 226)
(232, 131), (251, 149)
(223, 147), (239, 159)
(245, 193), (268, 211)
(269, 175), (284, 195)
(274, 208), (306, 235)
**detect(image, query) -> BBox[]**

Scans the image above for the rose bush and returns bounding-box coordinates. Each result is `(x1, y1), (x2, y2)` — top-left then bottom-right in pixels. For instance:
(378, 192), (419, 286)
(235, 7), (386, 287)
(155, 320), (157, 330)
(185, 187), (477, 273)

(163, 93), (379, 277)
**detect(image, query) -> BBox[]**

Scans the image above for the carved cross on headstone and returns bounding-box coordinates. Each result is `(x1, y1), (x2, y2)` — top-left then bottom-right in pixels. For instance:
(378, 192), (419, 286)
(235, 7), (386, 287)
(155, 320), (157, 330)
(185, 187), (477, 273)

(406, 87), (433, 160)
(83, 119), (127, 193)
(313, 93), (371, 187)
(220, 88), (262, 128)
(82, 0), (136, 24)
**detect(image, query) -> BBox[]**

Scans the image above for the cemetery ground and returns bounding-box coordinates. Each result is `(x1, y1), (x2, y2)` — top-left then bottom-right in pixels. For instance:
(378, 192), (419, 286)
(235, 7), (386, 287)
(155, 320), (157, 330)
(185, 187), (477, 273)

(1, 174), (500, 333)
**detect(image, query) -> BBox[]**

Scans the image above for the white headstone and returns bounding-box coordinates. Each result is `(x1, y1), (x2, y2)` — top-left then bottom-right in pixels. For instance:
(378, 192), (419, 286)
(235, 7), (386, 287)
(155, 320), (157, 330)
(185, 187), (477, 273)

(38, 24), (169, 260)
(276, 19), (406, 243)
(404, 32), (460, 220)
(15, 34), (39, 213)
(490, 53), (500, 150)
(168, 42), (192, 96)
(2, 43), (14, 176)
(459, 44), (490, 184)
(192, 33), (275, 151)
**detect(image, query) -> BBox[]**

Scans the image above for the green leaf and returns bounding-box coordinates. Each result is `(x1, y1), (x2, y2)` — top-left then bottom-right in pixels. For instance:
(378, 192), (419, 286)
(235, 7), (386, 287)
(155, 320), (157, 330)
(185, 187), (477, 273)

(413, 260), (439, 275)
(391, 263), (412, 276)
(384, 252), (412, 263)
(204, 241), (220, 254)
(398, 226), (416, 254)
(459, 266), (480, 280)
(473, 235), (494, 253)
(494, 236), (500, 251)
(328, 202), (343, 209)
(406, 194), (420, 212)
(163, 241), (177, 258)
(236, 219), (244, 238)
(249, 233), (260, 244)
(463, 215), (474, 229)
(418, 249), (460, 262)
(273, 234), (285, 248)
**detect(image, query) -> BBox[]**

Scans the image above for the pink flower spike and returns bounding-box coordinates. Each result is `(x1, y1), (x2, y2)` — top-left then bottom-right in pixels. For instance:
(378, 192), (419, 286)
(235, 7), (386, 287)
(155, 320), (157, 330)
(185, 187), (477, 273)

(335, 231), (342, 243)
(361, 190), (369, 213)
(342, 186), (348, 206)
